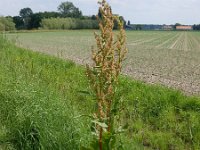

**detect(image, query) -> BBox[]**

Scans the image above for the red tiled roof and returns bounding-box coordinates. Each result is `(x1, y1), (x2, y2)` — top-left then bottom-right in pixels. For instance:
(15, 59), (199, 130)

(176, 26), (192, 30)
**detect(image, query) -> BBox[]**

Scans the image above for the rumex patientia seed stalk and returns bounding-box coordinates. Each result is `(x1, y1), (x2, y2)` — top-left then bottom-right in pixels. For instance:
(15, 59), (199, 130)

(86, 0), (127, 149)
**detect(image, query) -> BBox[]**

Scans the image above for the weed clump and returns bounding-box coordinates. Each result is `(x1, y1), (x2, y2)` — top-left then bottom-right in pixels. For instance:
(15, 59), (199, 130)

(86, 0), (127, 149)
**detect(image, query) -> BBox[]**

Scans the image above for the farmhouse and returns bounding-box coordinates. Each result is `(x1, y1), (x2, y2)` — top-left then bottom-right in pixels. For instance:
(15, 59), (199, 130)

(176, 25), (193, 30)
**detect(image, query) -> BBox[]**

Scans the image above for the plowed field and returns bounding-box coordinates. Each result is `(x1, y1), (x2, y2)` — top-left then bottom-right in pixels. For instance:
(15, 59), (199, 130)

(7, 31), (200, 95)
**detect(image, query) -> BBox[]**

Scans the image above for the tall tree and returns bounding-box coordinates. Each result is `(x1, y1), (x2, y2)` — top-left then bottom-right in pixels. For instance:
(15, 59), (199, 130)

(19, 8), (33, 18)
(19, 7), (33, 29)
(57, 1), (82, 18)
(29, 13), (42, 29)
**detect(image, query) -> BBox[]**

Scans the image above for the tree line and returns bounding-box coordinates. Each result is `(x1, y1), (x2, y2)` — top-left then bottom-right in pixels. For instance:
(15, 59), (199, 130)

(13, 2), (97, 30)
(3, 1), (199, 31)
(0, 1), (126, 31)
(193, 24), (200, 30)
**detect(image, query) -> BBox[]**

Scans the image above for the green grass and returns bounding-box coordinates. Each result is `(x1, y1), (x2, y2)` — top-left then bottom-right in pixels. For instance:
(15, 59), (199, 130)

(1, 34), (200, 149)
(0, 35), (92, 149)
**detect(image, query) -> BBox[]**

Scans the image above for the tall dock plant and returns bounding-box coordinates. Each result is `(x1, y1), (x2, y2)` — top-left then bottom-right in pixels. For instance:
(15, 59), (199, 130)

(86, 0), (127, 149)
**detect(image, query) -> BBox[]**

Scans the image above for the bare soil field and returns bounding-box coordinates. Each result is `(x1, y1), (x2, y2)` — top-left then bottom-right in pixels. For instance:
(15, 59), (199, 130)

(7, 30), (200, 95)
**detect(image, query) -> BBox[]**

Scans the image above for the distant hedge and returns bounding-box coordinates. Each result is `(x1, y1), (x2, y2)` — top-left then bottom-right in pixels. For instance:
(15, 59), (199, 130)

(0, 17), (15, 31)
(41, 18), (98, 30)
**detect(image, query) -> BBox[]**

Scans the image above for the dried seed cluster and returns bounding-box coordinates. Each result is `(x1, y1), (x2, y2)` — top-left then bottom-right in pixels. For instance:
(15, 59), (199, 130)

(86, 0), (127, 148)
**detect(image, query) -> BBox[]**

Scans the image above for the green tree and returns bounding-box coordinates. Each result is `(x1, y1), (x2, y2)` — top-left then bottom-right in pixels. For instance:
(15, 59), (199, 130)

(193, 24), (200, 30)
(19, 7), (33, 29)
(174, 23), (181, 30)
(58, 1), (82, 18)
(0, 17), (15, 31)
(13, 16), (24, 29)
(19, 8), (33, 18)
(39, 11), (61, 18)
(91, 15), (97, 20)
(0, 22), (4, 31)
(29, 13), (42, 29)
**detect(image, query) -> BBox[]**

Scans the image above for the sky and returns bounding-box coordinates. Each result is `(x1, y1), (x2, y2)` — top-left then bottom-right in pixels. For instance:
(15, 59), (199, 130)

(0, 0), (200, 25)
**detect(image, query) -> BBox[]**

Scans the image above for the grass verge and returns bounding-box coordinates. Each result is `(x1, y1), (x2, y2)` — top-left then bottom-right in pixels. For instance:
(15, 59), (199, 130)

(0, 34), (200, 149)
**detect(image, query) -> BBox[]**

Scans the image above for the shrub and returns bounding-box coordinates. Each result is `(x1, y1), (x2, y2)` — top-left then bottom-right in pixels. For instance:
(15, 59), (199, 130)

(0, 22), (5, 31)
(0, 17), (15, 31)
(40, 17), (98, 30)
